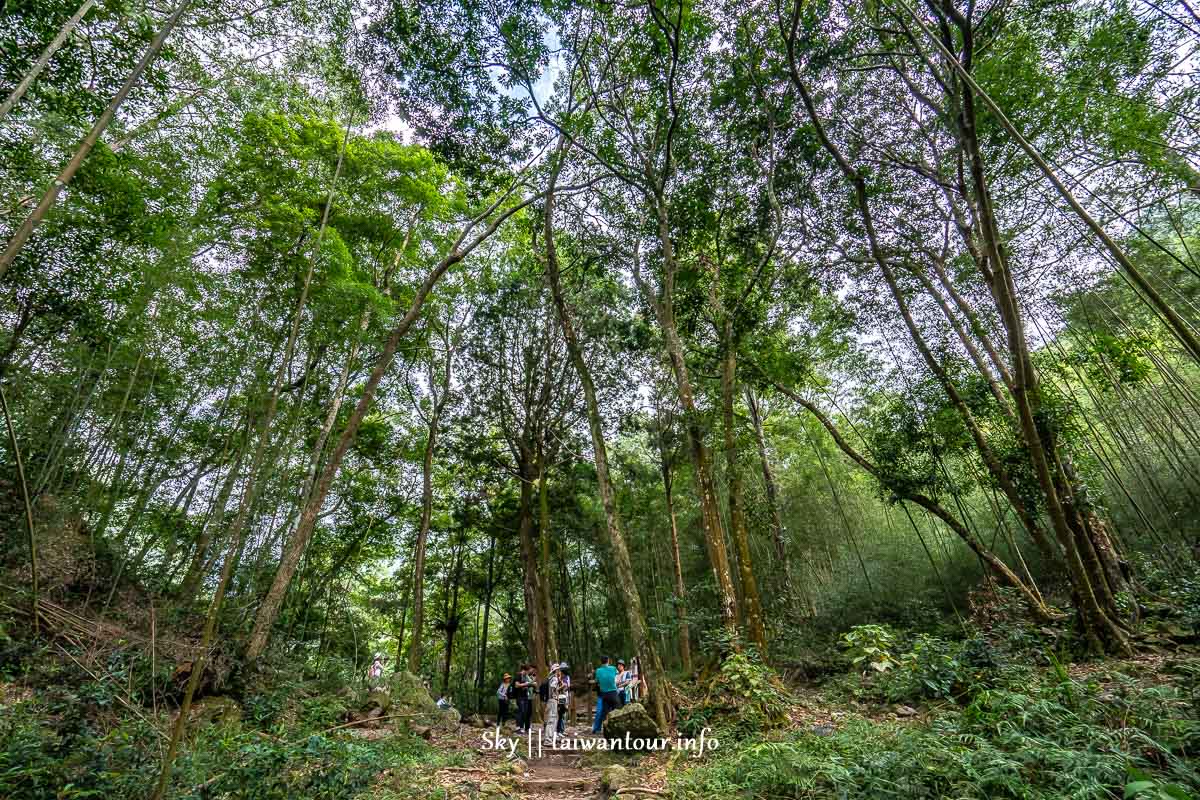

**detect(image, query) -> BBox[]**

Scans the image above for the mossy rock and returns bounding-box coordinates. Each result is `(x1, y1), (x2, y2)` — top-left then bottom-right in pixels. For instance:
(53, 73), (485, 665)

(364, 690), (391, 713)
(192, 696), (242, 728)
(602, 703), (661, 748)
(600, 764), (630, 792)
(386, 671), (440, 713)
(436, 706), (462, 731)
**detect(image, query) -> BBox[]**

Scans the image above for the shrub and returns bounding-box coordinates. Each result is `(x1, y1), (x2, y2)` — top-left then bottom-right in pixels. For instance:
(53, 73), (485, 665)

(670, 670), (1200, 800)
(841, 624), (901, 674)
(678, 650), (789, 738)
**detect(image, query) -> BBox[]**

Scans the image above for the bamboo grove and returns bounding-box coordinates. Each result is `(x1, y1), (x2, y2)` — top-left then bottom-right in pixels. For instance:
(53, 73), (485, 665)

(2, 0), (1199, 789)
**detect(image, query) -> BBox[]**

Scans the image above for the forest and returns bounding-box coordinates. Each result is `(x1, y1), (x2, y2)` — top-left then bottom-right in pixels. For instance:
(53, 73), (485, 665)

(1, 0), (1199, 797)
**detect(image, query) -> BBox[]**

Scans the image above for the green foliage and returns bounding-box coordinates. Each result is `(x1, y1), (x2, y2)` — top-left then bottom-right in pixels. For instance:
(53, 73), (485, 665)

(0, 670), (441, 800)
(841, 624), (900, 674)
(679, 651), (790, 738)
(671, 667), (1200, 800)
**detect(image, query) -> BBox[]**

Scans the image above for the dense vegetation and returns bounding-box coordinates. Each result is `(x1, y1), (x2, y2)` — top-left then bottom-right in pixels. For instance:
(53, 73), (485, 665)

(2, 0), (1199, 797)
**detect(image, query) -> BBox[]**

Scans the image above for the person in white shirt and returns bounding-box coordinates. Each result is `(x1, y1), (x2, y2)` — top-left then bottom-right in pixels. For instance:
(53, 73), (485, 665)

(543, 663), (563, 738)
(615, 659), (631, 706)
(556, 664), (571, 734)
(368, 654), (385, 686)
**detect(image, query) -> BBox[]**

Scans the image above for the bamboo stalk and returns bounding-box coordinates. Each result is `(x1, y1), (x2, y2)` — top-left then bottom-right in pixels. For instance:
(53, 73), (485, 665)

(1, 383), (37, 631)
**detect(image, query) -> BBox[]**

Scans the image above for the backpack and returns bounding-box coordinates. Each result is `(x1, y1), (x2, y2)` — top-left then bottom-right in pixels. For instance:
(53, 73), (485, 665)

(538, 679), (550, 703)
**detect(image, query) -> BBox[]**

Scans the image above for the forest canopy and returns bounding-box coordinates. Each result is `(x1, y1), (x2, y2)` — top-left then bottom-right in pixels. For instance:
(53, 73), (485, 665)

(2, 0), (1200, 797)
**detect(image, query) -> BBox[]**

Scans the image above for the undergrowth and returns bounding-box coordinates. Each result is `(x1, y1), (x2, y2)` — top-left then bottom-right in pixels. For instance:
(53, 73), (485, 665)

(0, 639), (453, 800)
(671, 663), (1200, 800)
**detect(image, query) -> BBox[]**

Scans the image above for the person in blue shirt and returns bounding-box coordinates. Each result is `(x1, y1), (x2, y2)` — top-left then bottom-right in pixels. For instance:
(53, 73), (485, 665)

(591, 655), (620, 734)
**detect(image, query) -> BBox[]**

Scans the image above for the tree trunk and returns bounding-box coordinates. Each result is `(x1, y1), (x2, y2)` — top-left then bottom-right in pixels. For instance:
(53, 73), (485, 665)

(898, 0), (1200, 363)
(745, 387), (788, 568)
(406, 400), (442, 674)
(518, 451), (549, 679)
(939, 9), (1130, 651)
(476, 527), (496, 712)
(537, 449), (559, 661)
(441, 539), (465, 698)
(720, 321), (767, 654)
(635, 212), (739, 634)
(241, 182), (538, 666)
(659, 455), (691, 674)
(0, 0), (98, 121)
(177, 436), (247, 603)
(244, 309), (367, 659)
(543, 142), (672, 730)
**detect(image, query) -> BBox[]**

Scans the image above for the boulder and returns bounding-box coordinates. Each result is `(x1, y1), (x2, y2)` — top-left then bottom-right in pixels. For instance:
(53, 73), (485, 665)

(387, 671), (440, 715)
(435, 706), (462, 732)
(191, 696), (242, 729)
(478, 780), (505, 796)
(600, 765), (630, 792)
(364, 690), (392, 715)
(602, 702), (661, 748)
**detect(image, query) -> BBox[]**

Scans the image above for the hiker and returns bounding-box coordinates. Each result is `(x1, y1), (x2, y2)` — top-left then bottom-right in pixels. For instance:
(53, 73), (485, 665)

(543, 663), (562, 738)
(496, 673), (513, 727)
(514, 665), (533, 733)
(368, 653), (385, 686)
(436, 695), (452, 710)
(592, 655), (619, 733)
(557, 663), (571, 734)
(616, 659), (631, 706)
(590, 674), (603, 733)
(628, 657), (642, 703)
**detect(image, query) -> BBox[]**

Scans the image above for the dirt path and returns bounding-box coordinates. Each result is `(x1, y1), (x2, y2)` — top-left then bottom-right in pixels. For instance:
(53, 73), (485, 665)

(433, 723), (605, 798)
(517, 749), (597, 798)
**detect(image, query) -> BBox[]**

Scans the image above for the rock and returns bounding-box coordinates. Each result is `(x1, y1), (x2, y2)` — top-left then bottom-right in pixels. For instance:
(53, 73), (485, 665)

(478, 780), (505, 796)
(191, 696), (242, 728)
(386, 671), (440, 716)
(602, 702), (662, 748)
(465, 713), (485, 728)
(811, 723), (835, 736)
(600, 765), (630, 792)
(894, 704), (918, 717)
(435, 706), (462, 732)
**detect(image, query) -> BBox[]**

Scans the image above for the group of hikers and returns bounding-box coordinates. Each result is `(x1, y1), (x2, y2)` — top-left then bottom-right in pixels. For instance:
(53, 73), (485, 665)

(365, 649), (647, 738)
(495, 655), (644, 737)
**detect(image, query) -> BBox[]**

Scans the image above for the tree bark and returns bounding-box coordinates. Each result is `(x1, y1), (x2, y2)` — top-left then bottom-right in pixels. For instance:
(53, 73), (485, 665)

(406, 385), (447, 674)
(720, 320), (767, 654)
(634, 217), (740, 634)
(0, 0), (99, 121)
(518, 451), (549, 679)
(536, 448), (559, 661)
(659, 450), (691, 674)
(543, 141), (672, 730)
